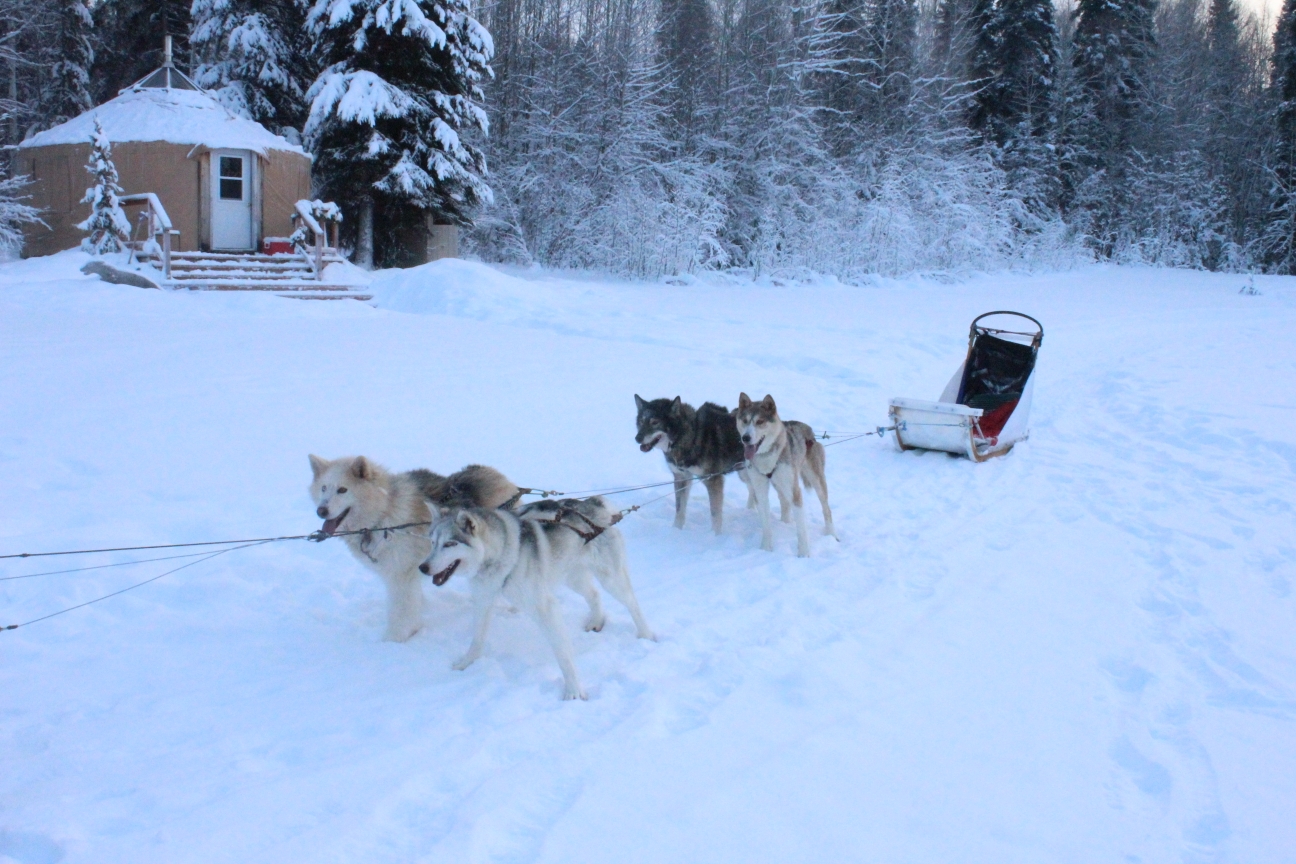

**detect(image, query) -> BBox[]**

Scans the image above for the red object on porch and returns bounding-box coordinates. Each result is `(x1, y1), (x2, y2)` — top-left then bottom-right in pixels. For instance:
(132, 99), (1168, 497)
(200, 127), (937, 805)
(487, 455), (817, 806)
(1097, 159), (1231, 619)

(263, 237), (294, 255)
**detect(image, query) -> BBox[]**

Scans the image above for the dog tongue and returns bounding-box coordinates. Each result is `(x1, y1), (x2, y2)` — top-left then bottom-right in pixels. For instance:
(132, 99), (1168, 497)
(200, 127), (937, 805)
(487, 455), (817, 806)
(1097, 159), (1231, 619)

(322, 514), (344, 535)
(639, 441), (654, 453)
(743, 443), (758, 461)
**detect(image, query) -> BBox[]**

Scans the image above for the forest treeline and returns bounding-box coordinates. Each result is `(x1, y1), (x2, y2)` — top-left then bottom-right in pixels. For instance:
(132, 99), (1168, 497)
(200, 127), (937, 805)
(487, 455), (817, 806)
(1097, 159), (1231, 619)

(2, 0), (1295, 278)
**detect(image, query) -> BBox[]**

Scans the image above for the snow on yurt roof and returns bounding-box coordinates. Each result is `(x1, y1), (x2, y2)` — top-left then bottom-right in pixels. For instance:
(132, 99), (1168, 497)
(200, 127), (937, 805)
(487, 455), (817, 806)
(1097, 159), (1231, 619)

(20, 68), (305, 157)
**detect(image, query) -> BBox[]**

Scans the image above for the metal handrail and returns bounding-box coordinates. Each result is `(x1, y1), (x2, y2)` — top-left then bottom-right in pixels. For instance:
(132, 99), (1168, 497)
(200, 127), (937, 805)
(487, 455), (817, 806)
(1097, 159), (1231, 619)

(120, 193), (174, 278)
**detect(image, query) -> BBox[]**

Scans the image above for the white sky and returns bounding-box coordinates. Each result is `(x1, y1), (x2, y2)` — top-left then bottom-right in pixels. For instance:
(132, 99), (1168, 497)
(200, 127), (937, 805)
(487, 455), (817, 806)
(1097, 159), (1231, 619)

(1247, 0), (1282, 30)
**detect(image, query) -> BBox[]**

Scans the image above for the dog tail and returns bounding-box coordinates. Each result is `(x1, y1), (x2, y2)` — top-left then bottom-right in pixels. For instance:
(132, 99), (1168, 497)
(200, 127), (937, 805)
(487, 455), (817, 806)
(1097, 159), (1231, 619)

(408, 468), (449, 502)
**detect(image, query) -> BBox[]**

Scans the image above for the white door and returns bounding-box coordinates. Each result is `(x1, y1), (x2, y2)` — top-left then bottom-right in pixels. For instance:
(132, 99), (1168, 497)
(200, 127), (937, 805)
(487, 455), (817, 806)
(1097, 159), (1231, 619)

(211, 150), (254, 251)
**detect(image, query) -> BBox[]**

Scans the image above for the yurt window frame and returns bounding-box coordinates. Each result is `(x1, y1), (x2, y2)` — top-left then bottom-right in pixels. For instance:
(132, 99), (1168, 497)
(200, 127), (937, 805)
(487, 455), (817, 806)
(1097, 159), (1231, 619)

(218, 156), (245, 202)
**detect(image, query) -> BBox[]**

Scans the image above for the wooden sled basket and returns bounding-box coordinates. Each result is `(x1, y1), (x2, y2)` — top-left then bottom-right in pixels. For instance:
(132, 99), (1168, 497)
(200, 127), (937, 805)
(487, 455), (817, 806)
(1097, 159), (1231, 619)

(889, 311), (1043, 462)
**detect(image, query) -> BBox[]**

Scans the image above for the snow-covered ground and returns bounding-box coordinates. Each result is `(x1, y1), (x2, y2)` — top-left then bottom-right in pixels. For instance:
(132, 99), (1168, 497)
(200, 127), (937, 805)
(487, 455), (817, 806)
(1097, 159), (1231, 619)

(2, 251), (1293, 864)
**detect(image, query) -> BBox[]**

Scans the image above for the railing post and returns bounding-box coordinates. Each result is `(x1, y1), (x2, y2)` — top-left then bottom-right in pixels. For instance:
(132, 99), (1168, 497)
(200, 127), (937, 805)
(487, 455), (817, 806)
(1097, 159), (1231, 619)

(315, 230), (324, 280)
(163, 229), (171, 279)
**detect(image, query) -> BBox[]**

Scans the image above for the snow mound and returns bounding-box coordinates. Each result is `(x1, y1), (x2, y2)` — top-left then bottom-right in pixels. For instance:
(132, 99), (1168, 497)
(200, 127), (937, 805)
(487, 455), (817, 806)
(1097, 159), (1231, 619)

(368, 257), (540, 318)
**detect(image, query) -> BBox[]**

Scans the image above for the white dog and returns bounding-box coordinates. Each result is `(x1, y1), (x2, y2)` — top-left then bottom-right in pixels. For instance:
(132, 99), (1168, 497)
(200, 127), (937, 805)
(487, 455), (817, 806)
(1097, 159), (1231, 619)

(420, 498), (654, 700)
(309, 455), (518, 641)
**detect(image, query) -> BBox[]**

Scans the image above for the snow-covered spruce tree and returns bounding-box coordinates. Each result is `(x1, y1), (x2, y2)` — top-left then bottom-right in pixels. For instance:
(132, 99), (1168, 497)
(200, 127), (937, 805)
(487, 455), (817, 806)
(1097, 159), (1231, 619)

(39, 0), (95, 129)
(1065, 0), (1157, 255)
(90, 0), (191, 103)
(0, 174), (44, 259)
(77, 120), (131, 255)
(191, 0), (314, 133)
(305, 0), (494, 268)
(968, 0), (1060, 210)
(1203, 0), (1263, 263)
(657, 0), (718, 151)
(1268, 0), (1296, 271)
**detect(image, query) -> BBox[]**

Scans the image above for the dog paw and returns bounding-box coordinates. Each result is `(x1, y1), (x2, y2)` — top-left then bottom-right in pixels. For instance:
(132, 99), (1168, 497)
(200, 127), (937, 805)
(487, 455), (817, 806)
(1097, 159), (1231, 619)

(638, 629), (658, 642)
(452, 655), (477, 671)
(563, 685), (588, 701)
(584, 615), (607, 633)
(797, 547), (811, 558)
(384, 625), (420, 643)
(760, 538), (774, 552)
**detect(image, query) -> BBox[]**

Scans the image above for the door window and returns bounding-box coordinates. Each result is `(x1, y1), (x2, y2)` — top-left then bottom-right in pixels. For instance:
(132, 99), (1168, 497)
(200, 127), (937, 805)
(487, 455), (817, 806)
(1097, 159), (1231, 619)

(219, 157), (244, 201)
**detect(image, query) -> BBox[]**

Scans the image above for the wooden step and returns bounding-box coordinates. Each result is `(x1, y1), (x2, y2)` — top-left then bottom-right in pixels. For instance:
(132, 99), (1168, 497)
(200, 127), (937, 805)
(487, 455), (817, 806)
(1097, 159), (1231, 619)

(168, 272), (316, 282)
(170, 260), (315, 272)
(165, 281), (362, 292)
(277, 292), (373, 301)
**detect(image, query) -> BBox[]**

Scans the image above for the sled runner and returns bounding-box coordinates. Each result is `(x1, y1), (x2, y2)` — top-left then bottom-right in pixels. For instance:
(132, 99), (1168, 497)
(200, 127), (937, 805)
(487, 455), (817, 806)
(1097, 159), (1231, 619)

(889, 311), (1043, 462)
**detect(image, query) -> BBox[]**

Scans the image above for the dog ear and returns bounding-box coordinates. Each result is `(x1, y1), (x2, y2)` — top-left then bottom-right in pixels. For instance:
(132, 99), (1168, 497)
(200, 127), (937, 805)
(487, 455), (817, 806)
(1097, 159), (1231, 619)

(456, 510), (478, 536)
(349, 456), (371, 480)
(738, 392), (751, 411)
(634, 394), (646, 411)
(309, 454), (327, 478)
(671, 396), (682, 413)
(761, 394), (776, 411)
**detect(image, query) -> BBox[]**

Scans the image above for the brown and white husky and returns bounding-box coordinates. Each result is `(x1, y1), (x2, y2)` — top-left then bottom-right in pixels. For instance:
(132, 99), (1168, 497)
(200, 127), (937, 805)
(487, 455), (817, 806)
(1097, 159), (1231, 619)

(734, 393), (835, 557)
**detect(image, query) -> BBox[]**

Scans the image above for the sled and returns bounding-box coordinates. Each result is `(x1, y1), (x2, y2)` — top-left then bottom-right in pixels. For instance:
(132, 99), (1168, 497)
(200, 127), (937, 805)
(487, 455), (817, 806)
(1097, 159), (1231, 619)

(889, 311), (1043, 462)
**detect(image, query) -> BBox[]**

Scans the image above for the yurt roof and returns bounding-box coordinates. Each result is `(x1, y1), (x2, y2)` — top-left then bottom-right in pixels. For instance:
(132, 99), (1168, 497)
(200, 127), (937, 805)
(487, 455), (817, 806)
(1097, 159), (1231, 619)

(19, 62), (305, 158)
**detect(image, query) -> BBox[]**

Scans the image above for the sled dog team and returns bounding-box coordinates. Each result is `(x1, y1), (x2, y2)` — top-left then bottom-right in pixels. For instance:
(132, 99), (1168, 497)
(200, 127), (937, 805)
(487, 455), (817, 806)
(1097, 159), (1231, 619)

(309, 393), (833, 700)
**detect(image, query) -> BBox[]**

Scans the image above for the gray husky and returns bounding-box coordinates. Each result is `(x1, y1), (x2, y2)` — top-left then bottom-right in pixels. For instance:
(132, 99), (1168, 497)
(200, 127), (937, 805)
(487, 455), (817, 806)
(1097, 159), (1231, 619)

(420, 497), (654, 700)
(734, 393), (835, 557)
(634, 395), (753, 534)
(309, 455), (519, 642)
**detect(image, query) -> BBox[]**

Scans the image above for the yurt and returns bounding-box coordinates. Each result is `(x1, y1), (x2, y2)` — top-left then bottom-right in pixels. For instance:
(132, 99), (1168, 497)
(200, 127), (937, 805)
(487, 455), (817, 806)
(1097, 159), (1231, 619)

(16, 41), (310, 257)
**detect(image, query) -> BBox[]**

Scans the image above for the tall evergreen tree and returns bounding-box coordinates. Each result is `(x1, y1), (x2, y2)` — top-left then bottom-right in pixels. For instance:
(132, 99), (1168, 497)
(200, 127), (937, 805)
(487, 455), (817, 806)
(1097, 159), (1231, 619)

(864, 0), (918, 131)
(1065, 0), (1157, 252)
(657, 0), (717, 149)
(968, 0), (1059, 208)
(191, 0), (314, 133)
(90, 0), (191, 103)
(1267, 0), (1296, 270)
(1071, 0), (1156, 138)
(1201, 0), (1259, 261)
(39, 0), (94, 129)
(306, 0), (494, 267)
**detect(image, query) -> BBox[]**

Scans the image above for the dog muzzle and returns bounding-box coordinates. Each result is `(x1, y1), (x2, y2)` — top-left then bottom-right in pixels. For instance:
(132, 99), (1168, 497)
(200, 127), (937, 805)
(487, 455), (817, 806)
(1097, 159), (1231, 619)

(431, 559), (459, 586)
(639, 432), (665, 453)
(321, 507), (351, 536)
(742, 436), (764, 461)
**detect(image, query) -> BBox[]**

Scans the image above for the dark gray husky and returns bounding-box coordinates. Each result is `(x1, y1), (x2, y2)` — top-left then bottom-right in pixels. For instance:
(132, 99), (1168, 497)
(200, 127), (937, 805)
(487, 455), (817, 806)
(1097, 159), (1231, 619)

(634, 395), (753, 533)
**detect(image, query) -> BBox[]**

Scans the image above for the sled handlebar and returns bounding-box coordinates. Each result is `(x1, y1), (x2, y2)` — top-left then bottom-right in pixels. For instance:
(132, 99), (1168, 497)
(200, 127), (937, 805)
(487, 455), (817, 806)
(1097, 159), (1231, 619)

(970, 311), (1043, 348)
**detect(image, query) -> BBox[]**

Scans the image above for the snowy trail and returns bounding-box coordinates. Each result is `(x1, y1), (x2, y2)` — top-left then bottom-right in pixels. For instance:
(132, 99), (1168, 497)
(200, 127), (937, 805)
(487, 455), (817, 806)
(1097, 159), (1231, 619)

(1, 254), (1293, 863)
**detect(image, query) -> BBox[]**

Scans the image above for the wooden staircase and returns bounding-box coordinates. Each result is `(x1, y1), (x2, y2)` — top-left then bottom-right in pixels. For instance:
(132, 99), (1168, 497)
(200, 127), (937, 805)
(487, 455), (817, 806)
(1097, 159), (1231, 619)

(151, 250), (371, 300)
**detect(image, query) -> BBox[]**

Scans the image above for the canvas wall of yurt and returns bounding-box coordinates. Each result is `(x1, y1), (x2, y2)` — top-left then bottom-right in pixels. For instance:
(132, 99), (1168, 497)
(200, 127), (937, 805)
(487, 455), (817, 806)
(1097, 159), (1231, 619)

(16, 57), (310, 257)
